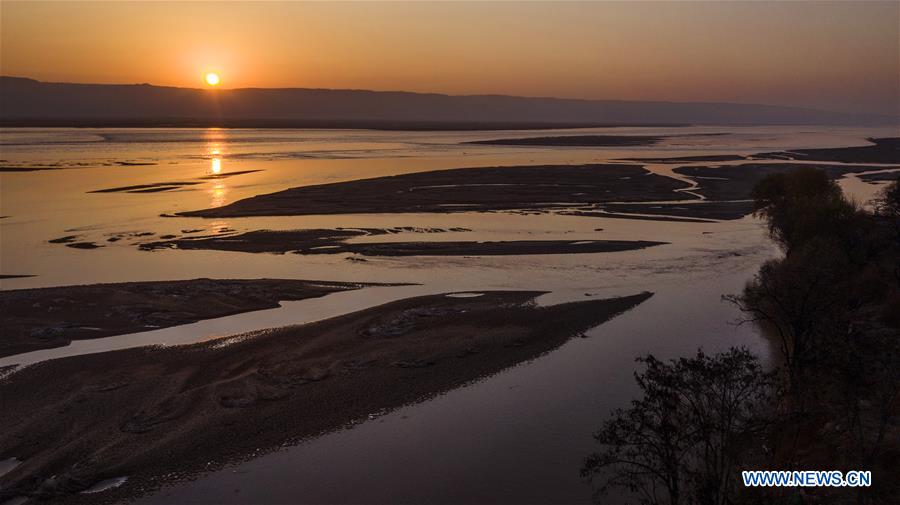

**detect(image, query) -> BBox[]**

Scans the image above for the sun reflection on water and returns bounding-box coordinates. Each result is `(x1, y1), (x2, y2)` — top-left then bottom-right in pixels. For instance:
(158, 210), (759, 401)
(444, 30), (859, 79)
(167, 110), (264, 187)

(209, 181), (227, 208)
(205, 129), (228, 206)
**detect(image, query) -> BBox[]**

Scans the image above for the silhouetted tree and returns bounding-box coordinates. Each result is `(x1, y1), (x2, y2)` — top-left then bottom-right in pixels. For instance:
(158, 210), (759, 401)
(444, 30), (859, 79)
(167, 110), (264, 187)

(729, 168), (900, 502)
(582, 348), (774, 505)
(751, 168), (846, 252)
(874, 177), (900, 272)
(725, 241), (854, 389)
(750, 167), (879, 270)
(733, 169), (885, 386)
(873, 176), (900, 219)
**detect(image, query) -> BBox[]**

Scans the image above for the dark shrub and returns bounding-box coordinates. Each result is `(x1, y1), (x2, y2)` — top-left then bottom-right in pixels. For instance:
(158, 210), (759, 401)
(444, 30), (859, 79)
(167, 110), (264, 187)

(582, 348), (774, 505)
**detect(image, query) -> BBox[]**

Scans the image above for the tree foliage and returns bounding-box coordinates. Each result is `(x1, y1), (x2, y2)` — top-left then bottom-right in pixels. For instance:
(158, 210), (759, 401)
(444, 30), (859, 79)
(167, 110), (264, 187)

(582, 348), (775, 505)
(736, 168), (897, 385)
(873, 176), (900, 219)
(586, 168), (900, 504)
(750, 167), (874, 259)
(727, 168), (900, 502)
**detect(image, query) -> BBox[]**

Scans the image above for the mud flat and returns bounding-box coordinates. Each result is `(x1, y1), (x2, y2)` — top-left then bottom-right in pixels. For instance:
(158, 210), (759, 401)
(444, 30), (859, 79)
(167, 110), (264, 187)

(752, 137), (900, 164)
(673, 163), (897, 201)
(0, 165), (77, 172)
(0, 279), (374, 357)
(139, 228), (665, 256)
(177, 164), (688, 218)
(139, 227), (463, 253)
(0, 291), (651, 504)
(465, 135), (665, 147)
(858, 171), (900, 183)
(621, 137), (900, 165)
(0, 161), (157, 172)
(89, 181), (204, 194)
(559, 210), (713, 223)
(88, 170), (264, 194)
(621, 154), (746, 163)
(573, 200), (755, 221)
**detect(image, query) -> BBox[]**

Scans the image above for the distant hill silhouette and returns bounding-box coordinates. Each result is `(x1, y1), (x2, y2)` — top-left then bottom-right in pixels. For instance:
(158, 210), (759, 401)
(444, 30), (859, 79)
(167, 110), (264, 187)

(0, 76), (894, 128)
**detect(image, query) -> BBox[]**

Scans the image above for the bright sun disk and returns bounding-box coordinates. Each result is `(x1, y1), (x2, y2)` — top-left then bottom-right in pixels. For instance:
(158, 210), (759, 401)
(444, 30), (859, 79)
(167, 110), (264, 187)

(205, 72), (220, 86)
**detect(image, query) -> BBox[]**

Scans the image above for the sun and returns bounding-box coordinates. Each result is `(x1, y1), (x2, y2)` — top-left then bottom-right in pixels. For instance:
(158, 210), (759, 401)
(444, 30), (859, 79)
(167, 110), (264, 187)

(204, 72), (221, 86)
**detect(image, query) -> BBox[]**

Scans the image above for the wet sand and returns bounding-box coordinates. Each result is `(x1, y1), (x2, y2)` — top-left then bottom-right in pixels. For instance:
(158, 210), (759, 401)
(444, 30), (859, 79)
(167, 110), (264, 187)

(139, 227), (462, 253)
(0, 291), (651, 504)
(139, 228), (665, 256)
(580, 201), (754, 221)
(621, 137), (900, 164)
(89, 170), (264, 193)
(0, 161), (157, 172)
(177, 164), (689, 218)
(48, 235), (106, 249)
(465, 132), (730, 147)
(0, 165), (81, 172)
(466, 135), (664, 147)
(673, 163), (897, 201)
(621, 154), (746, 163)
(752, 136), (900, 164)
(858, 171), (900, 182)
(0, 279), (374, 357)
(89, 181), (204, 193)
(558, 210), (713, 223)
(171, 156), (896, 223)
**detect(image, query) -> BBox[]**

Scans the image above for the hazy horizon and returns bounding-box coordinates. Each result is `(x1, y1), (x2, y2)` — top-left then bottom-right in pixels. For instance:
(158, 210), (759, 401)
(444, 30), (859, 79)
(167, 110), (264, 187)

(0, 74), (891, 117)
(2, 1), (897, 116)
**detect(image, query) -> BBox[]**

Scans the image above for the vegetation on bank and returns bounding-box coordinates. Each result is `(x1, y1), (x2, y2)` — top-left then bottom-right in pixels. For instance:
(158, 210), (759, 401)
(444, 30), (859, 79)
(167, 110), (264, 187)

(584, 171), (900, 504)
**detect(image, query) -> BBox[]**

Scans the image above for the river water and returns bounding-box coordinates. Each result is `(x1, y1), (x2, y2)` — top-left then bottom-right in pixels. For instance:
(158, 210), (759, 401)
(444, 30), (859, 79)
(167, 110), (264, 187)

(0, 125), (895, 503)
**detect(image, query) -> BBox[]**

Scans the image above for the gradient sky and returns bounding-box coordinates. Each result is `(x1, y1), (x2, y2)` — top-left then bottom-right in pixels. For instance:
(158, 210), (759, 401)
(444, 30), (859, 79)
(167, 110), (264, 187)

(1, 1), (897, 115)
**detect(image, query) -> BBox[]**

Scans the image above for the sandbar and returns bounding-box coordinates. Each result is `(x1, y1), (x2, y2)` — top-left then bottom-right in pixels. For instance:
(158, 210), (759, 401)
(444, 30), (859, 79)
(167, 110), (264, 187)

(0, 291), (651, 504)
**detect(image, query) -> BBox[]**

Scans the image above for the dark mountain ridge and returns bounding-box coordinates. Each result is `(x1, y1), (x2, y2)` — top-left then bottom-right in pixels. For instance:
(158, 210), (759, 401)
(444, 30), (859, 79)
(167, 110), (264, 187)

(1, 76), (895, 128)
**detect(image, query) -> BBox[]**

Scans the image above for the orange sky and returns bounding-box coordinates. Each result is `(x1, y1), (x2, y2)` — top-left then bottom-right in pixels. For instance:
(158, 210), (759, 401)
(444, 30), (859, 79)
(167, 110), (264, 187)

(1, 1), (897, 115)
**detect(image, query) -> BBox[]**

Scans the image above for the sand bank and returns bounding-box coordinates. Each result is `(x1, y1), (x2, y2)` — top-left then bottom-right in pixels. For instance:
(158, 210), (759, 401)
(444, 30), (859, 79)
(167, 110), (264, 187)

(177, 164), (688, 218)
(0, 291), (651, 504)
(673, 163), (898, 201)
(0, 279), (373, 357)
(139, 228), (665, 256)
(466, 135), (664, 147)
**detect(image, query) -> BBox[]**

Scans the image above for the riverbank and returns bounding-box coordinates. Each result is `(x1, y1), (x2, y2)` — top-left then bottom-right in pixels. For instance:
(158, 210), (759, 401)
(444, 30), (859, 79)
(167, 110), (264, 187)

(0, 291), (650, 504)
(0, 278), (376, 357)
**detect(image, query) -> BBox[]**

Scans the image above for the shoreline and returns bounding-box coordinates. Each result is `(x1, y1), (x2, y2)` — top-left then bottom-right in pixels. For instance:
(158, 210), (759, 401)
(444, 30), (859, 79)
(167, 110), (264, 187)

(0, 278), (381, 358)
(177, 164), (689, 218)
(0, 291), (652, 504)
(138, 228), (667, 256)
